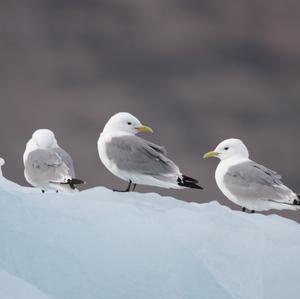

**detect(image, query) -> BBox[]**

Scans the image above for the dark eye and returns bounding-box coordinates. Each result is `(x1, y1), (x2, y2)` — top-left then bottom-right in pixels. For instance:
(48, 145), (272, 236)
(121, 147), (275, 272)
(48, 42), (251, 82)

(224, 147), (229, 150)
(127, 122), (132, 125)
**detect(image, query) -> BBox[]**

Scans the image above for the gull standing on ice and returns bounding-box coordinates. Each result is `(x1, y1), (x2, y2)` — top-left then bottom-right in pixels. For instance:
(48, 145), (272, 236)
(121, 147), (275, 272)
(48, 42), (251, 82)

(204, 138), (300, 212)
(24, 129), (84, 193)
(98, 112), (203, 192)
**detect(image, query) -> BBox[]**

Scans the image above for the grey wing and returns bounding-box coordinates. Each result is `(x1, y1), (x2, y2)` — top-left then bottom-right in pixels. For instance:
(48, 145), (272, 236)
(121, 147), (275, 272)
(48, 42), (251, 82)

(223, 161), (295, 202)
(54, 148), (75, 177)
(25, 148), (72, 185)
(106, 136), (180, 176)
(140, 138), (168, 156)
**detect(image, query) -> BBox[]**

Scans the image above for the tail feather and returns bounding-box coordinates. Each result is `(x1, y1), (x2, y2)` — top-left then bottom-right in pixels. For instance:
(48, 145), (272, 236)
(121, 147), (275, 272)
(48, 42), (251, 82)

(182, 175), (199, 183)
(177, 175), (203, 190)
(268, 198), (300, 210)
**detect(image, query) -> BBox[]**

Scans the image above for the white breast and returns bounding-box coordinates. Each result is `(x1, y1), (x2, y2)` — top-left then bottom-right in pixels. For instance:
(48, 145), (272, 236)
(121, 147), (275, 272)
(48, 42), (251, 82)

(215, 158), (249, 207)
(97, 132), (129, 181)
(98, 133), (112, 170)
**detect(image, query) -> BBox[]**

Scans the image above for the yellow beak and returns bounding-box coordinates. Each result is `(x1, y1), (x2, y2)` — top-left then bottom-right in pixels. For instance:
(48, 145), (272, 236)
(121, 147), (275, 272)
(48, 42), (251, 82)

(203, 151), (219, 159)
(136, 125), (153, 133)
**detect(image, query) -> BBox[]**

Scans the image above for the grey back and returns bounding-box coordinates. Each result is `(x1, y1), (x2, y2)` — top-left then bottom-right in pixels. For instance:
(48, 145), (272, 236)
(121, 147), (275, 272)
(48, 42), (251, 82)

(25, 147), (75, 186)
(223, 161), (293, 201)
(106, 135), (179, 176)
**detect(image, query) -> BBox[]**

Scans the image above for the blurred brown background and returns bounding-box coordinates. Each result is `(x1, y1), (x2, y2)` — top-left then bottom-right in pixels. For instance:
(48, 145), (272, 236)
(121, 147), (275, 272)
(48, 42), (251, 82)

(1, 0), (300, 221)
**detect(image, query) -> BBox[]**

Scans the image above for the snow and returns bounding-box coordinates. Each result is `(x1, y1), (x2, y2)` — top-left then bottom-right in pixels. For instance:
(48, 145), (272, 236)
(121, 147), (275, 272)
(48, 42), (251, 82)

(0, 177), (300, 299)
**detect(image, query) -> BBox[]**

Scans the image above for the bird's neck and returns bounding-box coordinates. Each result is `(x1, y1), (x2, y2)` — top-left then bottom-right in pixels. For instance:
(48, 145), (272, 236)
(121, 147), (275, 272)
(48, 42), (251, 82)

(102, 130), (134, 138)
(219, 156), (249, 167)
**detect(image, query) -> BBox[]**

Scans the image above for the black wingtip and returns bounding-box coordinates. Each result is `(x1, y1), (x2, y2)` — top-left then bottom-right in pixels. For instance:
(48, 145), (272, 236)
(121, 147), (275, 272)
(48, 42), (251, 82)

(182, 175), (199, 183)
(294, 197), (300, 205)
(293, 200), (300, 206)
(177, 176), (203, 190)
(60, 178), (86, 190)
(69, 178), (85, 185)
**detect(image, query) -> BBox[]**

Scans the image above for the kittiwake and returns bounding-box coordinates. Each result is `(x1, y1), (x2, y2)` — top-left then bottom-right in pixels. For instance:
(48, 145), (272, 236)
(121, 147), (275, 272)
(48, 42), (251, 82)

(204, 138), (300, 212)
(23, 129), (84, 193)
(97, 112), (203, 192)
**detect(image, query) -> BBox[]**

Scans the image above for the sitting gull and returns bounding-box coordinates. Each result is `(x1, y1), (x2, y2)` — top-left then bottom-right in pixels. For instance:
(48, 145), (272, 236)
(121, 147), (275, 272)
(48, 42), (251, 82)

(204, 138), (300, 212)
(24, 129), (84, 193)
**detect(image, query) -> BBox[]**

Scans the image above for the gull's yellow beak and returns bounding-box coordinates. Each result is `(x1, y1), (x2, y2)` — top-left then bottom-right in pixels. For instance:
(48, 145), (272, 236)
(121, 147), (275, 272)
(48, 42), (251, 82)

(136, 125), (153, 133)
(203, 151), (219, 159)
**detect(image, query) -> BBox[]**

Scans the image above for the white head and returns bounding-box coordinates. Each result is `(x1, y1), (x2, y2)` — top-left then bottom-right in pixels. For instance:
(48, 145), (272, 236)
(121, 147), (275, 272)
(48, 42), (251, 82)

(103, 112), (153, 135)
(23, 129), (58, 164)
(31, 129), (58, 149)
(204, 138), (249, 161)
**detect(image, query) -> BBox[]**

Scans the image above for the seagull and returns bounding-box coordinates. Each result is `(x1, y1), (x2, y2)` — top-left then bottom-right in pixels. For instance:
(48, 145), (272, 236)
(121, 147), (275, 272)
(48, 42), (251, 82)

(23, 129), (84, 193)
(203, 138), (300, 212)
(98, 112), (203, 192)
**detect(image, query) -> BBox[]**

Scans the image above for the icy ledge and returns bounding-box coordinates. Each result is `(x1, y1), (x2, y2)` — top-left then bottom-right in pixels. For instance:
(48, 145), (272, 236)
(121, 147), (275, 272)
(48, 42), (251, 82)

(0, 177), (300, 299)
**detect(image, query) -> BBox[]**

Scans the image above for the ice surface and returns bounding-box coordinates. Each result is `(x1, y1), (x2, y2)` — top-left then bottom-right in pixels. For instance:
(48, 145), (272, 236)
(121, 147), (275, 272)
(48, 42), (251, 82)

(0, 178), (300, 299)
(0, 269), (55, 299)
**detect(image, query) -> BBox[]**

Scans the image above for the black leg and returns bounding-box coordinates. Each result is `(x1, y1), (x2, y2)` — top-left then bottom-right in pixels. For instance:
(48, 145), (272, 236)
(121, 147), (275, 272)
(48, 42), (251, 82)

(132, 184), (137, 192)
(113, 180), (132, 192)
(242, 207), (246, 212)
(126, 181), (132, 192)
(250, 210), (255, 213)
(42, 190), (45, 193)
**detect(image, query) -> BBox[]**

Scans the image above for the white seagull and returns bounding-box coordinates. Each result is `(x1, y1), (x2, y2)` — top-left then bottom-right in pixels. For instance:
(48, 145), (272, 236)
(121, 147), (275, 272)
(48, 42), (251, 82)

(204, 138), (300, 212)
(98, 112), (203, 192)
(24, 129), (84, 193)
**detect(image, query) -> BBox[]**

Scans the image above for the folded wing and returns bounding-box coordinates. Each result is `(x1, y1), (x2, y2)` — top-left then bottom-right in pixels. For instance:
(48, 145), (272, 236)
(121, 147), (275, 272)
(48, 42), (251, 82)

(224, 161), (296, 204)
(106, 135), (180, 177)
(25, 148), (74, 185)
